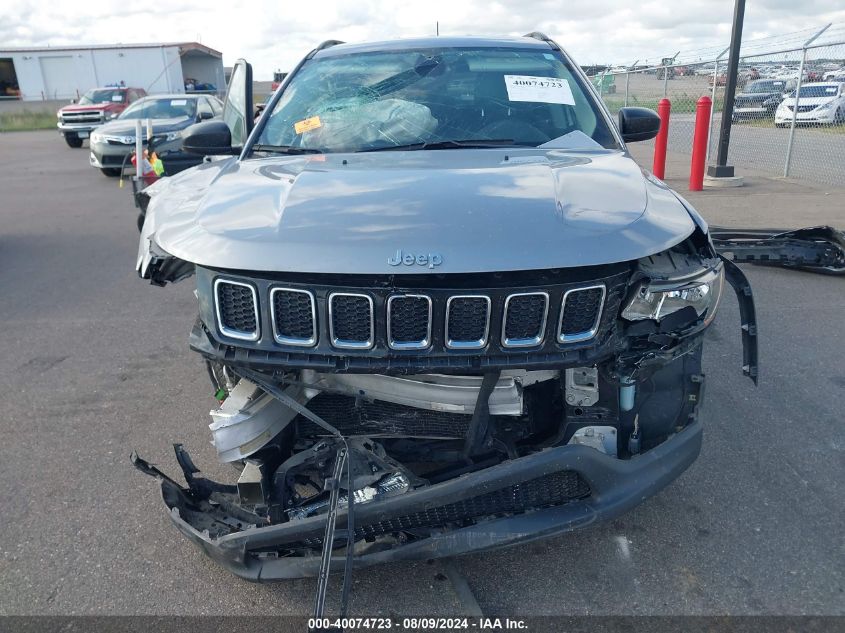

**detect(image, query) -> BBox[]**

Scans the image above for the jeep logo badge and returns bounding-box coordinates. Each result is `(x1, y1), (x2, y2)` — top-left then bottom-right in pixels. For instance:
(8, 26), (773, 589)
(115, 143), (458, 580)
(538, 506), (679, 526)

(388, 249), (443, 269)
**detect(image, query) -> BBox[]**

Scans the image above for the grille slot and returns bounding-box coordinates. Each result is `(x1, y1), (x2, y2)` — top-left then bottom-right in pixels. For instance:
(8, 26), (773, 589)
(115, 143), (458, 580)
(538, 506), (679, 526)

(271, 288), (316, 346)
(387, 295), (432, 349)
(559, 285), (605, 343)
(215, 279), (259, 341)
(329, 293), (374, 349)
(502, 292), (548, 347)
(446, 296), (491, 349)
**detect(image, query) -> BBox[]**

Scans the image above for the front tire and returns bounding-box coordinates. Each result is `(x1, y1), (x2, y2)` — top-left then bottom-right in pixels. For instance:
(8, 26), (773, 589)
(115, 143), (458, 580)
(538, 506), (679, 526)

(834, 107), (844, 126)
(64, 134), (83, 148)
(100, 167), (121, 177)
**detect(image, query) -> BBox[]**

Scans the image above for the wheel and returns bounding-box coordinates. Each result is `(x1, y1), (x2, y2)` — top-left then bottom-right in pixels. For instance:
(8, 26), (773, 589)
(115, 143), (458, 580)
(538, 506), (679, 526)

(100, 167), (121, 177)
(137, 213), (145, 233)
(834, 107), (844, 126)
(64, 134), (83, 148)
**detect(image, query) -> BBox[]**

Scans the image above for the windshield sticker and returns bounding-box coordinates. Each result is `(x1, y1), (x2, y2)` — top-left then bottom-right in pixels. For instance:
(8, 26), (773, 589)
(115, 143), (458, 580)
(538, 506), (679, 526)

(503, 75), (575, 105)
(170, 99), (187, 105)
(112, 95), (123, 101)
(826, 87), (837, 93)
(294, 115), (322, 134)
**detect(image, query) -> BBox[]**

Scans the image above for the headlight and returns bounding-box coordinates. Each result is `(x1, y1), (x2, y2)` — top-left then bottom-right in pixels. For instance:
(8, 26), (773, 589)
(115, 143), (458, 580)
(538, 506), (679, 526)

(622, 266), (724, 326)
(107, 111), (119, 119)
(162, 130), (183, 142)
(815, 101), (834, 111)
(90, 132), (104, 143)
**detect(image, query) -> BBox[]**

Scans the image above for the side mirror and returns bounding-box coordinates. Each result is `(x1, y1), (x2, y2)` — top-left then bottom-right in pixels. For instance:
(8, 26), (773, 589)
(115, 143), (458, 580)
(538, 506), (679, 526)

(618, 107), (661, 143)
(182, 120), (240, 155)
(198, 110), (214, 121)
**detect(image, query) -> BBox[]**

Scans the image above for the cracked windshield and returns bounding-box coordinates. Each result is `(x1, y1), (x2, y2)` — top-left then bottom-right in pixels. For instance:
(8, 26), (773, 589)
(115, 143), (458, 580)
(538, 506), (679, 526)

(254, 46), (618, 153)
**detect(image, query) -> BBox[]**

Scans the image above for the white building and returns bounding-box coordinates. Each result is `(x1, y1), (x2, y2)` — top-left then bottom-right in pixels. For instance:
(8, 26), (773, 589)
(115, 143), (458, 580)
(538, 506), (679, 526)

(0, 42), (225, 102)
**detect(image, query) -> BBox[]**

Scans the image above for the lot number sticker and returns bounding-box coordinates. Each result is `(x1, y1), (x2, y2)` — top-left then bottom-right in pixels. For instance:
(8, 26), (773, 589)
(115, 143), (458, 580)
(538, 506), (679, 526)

(504, 75), (575, 105)
(294, 115), (322, 134)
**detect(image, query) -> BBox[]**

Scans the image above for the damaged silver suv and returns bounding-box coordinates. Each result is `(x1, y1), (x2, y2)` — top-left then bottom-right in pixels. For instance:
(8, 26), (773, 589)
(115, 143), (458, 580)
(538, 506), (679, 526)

(134, 34), (758, 587)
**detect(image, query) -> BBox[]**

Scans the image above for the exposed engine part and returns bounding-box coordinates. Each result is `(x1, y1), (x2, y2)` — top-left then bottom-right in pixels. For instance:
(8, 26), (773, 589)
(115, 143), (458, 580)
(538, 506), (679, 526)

(564, 367), (599, 407)
(288, 472), (410, 520)
(619, 377), (636, 412)
(300, 369), (559, 416)
(567, 425), (618, 457)
(209, 378), (312, 462)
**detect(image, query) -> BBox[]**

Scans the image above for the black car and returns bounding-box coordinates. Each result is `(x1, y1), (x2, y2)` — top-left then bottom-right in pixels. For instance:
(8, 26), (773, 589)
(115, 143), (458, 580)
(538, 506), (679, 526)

(733, 78), (796, 121)
(89, 94), (223, 176)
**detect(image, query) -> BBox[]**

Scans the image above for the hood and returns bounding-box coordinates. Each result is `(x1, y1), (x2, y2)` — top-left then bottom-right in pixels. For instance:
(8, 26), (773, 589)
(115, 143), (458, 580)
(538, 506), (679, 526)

(142, 149), (696, 275)
(95, 117), (193, 135)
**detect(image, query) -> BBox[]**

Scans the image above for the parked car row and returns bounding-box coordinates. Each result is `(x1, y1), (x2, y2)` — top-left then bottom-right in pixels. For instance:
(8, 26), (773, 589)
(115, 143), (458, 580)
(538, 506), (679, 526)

(57, 88), (224, 177)
(732, 79), (845, 126)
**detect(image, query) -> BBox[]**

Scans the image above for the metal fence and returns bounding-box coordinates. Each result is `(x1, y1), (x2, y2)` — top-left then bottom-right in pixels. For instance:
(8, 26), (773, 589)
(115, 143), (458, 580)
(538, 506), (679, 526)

(589, 24), (845, 188)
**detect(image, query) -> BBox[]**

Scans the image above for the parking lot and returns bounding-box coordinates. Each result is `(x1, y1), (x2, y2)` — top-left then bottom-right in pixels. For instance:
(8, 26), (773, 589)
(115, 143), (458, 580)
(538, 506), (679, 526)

(1, 130), (843, 617)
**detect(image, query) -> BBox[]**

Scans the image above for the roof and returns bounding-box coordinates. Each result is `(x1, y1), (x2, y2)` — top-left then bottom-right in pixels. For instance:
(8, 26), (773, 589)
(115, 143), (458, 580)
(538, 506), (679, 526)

(314, 35), (552, 58)
(0, 41), (222, 58)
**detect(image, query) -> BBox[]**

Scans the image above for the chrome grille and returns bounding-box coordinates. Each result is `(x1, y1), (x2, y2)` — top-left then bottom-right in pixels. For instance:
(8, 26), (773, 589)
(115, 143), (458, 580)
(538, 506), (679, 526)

(61, 110), (104, 124)
(559, 285), (605, 343)
(214, 279), (259, 341)
(271, 288), (316, 346)
(329, 293), (374, 349)
(446, 296), (490, 349)
(387, 295), (432, 349)
(502, 292), (548, 347)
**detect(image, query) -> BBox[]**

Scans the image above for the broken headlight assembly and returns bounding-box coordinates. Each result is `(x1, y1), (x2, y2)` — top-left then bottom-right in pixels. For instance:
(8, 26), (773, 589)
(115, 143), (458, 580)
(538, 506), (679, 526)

(621, 265), (724, 326)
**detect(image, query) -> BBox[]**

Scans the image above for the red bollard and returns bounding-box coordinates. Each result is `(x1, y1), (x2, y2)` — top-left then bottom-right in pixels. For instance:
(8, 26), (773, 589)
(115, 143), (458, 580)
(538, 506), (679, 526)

(652, 98), (671, 179)
(689, 96), (712, 191)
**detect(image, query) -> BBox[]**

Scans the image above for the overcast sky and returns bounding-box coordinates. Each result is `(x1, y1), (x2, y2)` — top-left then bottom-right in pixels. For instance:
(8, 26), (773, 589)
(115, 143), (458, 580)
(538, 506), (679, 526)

(3, 0), (845, 78)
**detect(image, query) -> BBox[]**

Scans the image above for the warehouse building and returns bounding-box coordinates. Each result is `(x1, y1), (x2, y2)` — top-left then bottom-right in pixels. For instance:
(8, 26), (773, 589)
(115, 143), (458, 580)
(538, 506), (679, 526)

(0, 42), (224, 101)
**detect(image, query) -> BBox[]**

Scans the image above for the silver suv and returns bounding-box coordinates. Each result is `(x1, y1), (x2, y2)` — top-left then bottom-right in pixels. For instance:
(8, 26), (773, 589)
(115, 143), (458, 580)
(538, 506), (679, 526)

(134, 33), (758, 586)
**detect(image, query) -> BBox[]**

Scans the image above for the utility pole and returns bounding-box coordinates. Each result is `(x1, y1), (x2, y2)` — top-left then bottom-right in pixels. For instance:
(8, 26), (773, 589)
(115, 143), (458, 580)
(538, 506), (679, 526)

(707, 0), (745, 179)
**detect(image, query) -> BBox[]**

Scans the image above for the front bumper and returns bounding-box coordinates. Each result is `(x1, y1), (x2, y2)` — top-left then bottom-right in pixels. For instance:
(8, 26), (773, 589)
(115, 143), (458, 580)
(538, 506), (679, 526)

(775, 110), (836, 124)
(90, 138), (204, 174)
(58, 121), (102, 135)
(142, 418), (702, 581)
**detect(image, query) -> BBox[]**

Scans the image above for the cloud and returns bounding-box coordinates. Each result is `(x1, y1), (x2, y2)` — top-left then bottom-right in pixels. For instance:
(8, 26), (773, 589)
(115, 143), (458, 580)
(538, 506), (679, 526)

(1, 0), (843, 77)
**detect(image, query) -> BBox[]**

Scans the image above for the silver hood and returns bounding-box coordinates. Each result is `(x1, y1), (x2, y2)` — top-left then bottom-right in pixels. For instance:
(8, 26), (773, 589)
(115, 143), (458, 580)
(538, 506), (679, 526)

(139, 148), (696, 274)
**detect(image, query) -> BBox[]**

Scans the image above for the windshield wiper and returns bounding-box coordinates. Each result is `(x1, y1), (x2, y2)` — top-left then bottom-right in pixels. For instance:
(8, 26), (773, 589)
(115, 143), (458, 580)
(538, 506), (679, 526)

(359, 139), (527, 152)
(251, 144), (323, 155)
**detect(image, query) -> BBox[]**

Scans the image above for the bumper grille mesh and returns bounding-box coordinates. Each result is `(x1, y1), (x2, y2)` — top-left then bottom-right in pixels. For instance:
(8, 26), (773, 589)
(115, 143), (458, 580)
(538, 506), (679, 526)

(216, 282), (257, 334)
(295, 470), (590, 546)
(560, 287), (603, 337)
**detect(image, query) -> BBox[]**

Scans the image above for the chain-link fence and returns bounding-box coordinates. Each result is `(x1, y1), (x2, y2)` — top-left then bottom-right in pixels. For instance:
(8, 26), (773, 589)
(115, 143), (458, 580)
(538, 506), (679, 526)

(589, 24), (845, 188)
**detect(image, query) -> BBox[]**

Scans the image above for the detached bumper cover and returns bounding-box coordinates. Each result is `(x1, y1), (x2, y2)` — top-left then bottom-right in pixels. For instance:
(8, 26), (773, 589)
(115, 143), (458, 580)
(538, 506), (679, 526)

(136, 419), (702, 581)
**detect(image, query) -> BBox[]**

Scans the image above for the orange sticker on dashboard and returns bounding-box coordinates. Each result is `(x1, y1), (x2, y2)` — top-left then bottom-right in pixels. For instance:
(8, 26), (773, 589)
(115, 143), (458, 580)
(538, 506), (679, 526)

(294, 116), (322, 134)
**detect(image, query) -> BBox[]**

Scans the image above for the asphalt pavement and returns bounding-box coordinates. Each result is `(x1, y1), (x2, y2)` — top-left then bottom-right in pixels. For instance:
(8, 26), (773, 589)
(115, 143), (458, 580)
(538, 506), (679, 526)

(0, 131), (843, 616)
